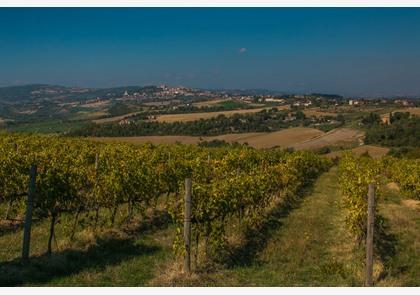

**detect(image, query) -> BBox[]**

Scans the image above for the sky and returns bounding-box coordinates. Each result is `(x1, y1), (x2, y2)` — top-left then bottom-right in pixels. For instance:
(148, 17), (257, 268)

(1, 8), (420, 97)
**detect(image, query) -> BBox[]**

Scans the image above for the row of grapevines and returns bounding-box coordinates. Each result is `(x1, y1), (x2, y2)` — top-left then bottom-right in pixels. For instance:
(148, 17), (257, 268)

(0, 133), (177, 253)
(168, 149), (332, 261)
(338, 152), (419, 243)
(338, 153), (383, 242)
(0, 132), (331, 259)
(382, 157), (420, 200)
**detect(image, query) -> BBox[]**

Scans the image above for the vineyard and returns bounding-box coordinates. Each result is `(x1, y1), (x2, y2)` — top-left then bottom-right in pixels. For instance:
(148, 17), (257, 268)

(0, 133), (331, 273)
(338, 153), (419, 286)
(339, 153), (419, 241)
(0, 131), (418, 286)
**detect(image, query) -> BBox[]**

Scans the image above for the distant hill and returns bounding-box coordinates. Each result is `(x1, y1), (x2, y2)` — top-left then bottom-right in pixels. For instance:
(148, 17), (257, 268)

(0, 84), (90, 102)
(210, 88), (290, 96)
(0, 84), (160, 103)
(0, 84), (346, 103)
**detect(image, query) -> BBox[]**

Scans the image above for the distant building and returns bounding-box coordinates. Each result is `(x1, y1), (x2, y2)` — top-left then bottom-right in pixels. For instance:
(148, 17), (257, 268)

(381, 114), (391, 125)
(266, 98), (286, 103)
(394, 99), (412, 106)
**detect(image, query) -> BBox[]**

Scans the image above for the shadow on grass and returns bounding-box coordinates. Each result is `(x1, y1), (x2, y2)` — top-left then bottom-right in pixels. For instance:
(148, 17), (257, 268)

(122, 209), (172, 237)
(0, 235), (161, 286)
(225, 184), (316, 268)
(0, 218), (42, 236)
(374, 215), (399, 281)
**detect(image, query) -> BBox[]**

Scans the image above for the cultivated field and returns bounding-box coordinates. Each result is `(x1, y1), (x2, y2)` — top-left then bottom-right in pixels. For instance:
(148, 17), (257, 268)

(291, 128), (364, 150)
(74, 110), (108, 120)
(92, 105), (289, 124)
(93, 127), (323, 148)
(326, 145), (390, 159)
(93, 111), (142, 124)
(79, 100), (110, 109)
(154, 108), (271, 123)
(212, 127), (323, 148)
(303, 108), (338, 117)
(394, 107), (420, 116)
(192, 98), (230, 107)
(92, 127), (364, 150)
(192, 98), (266, 108)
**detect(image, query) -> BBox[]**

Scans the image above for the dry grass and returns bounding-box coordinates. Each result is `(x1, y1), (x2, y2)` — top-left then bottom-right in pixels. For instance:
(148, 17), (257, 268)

(92, 107), (275, 124)
(215, 127), (324, 149)
(0, 206), (174, 286)
(386, 182), (400, 191)
(93, 127), (366, 151)
(303, 108), (338, 117)
(192, 99), (230, 107)
(93, 111), (143, 124)
(376, 191), (420, 286)
(142, 101), (174, 107)
(74, 110), (109, 120)
(92, 127), (325, 149)
(154, 108), (269, 123)
(393, 107), (420, 116)
(193, 99), (268, 108)
(326, 145), (390, 159)
(292, 128), (365, 150)
(400, 199), (420, 211)
(79, 100), (111, 109)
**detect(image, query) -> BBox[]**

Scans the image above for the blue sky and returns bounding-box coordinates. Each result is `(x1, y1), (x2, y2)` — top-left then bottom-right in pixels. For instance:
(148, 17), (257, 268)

(1, 8), (420, 97)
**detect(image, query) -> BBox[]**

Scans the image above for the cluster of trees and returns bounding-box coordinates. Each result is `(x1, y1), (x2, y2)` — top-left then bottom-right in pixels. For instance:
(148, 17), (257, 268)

(101, 100), (253, 122)
(364, 112), (420, 148)
(197, 139), (248, 148)
(72, 108), (343, 137)
(388, 147), (420, 159)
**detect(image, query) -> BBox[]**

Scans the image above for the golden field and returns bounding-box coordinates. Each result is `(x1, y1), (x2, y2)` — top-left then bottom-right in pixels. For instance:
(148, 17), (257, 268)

(92, 127), (365, 150)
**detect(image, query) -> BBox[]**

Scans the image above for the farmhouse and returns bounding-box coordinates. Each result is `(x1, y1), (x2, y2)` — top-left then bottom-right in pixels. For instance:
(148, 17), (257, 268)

(381, 114), (391, 125)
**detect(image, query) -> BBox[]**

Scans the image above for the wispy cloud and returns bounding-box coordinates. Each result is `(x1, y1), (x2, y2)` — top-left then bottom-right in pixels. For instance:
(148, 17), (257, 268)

(238, 47), (247, 54)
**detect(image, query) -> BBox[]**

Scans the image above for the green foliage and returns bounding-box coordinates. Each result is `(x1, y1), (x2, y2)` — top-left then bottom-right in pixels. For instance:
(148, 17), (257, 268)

(108, 102), (134, 117)
(364, 113), (420, 147)
(0, 132), (331, 263)
(361, 112), (381, 125)
(168, 149), (332, 262)
(338, 153), (382, 242)
(338, 153), (420, 246)
(197, 139), (248, 148)
(314, 146), (332, 155)
(71, 108), (339, 137)
(387, 147), (420, 159)
(382, 157), (420, 200)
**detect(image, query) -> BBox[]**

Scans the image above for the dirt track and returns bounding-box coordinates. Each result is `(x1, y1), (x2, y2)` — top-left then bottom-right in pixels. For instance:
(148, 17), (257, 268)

(291, 128), (364, 150)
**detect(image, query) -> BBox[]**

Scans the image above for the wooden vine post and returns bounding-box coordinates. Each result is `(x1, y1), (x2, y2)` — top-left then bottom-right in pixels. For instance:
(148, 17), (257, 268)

(365, 183), (375, 287)
(22, 164), (37, 261)
(184, 178), (192, 274)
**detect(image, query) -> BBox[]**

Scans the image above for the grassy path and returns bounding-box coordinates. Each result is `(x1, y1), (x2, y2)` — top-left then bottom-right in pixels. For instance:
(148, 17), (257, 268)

(210, 166), (363, 286)
(0, 211), (174, 286)
(1, 167), (418, 286)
